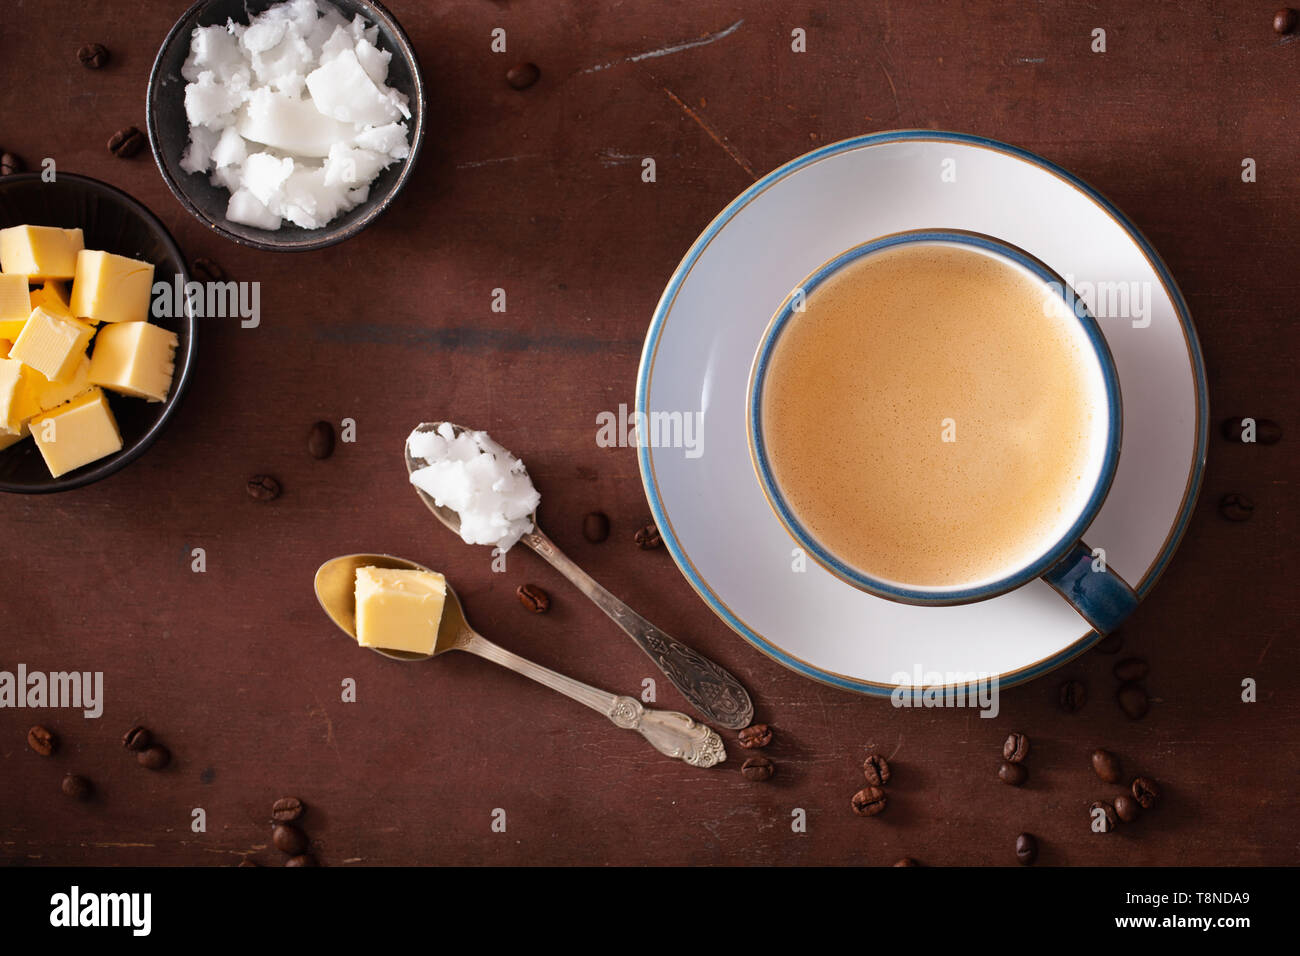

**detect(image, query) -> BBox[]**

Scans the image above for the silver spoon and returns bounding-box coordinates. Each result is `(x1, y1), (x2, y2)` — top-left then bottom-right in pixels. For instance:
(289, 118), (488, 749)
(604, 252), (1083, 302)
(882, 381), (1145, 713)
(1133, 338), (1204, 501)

(405, 422), (755, 729)
(314, 553), (726, 768)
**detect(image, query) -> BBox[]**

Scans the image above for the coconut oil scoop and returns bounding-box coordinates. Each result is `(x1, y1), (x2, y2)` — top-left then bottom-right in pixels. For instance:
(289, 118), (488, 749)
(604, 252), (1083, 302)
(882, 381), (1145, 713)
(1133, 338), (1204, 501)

(404, 421), (754, 730)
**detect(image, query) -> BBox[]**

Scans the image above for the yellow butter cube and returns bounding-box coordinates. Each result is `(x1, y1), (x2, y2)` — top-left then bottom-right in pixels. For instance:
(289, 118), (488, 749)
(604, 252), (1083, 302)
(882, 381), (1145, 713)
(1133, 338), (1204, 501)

(88, 321), (178, 403)
(0, 426), (28, 452)
(29, 388), (123, 478)
(9, 307), (94, 383)
(70, 250), (155, 324)
(33, 354), (91, 412)
(0, 274), (32, 320)
(354, 566), (448, 655)
(30, 280), (75, 319)
(0, 357), (42, 433)
(0, 225), (84, 280)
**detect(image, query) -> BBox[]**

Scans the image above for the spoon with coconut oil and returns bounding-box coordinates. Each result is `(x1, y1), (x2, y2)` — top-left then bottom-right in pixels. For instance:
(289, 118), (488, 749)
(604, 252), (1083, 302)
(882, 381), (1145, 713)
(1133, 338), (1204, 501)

(404, 422), (755, 730)
(314, 552), (726, 768)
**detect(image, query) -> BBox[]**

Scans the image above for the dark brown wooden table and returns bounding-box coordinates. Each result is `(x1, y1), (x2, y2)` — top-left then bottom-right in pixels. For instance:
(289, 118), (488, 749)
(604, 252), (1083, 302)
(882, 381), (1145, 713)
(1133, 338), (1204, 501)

(2, 0), (1296, 866)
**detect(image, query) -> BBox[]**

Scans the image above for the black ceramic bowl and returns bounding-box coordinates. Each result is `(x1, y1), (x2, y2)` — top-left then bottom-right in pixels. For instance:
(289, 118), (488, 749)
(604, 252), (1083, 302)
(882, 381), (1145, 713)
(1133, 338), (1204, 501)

(0, 174), (197, 494)
(147, 0), (426, 252)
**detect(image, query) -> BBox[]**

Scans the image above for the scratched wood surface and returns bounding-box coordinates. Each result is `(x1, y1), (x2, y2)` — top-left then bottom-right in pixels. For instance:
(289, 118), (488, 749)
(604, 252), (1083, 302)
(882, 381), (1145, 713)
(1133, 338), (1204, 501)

(1, 0), (1296, 866)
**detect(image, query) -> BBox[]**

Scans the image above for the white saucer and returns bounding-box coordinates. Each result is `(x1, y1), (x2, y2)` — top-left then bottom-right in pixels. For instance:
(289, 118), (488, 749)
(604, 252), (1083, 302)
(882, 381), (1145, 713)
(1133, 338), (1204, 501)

(635, 131), (1207, 696)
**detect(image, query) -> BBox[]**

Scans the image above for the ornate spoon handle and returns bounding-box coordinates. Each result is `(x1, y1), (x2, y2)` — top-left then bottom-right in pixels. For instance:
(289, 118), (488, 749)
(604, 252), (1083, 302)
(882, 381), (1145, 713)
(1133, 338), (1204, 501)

(521, 528), (755, 730)
(461, 633), (726, 768)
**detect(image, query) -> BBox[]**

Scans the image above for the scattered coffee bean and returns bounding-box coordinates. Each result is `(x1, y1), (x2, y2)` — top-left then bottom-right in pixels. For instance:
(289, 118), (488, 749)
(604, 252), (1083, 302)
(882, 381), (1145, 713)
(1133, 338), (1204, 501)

(1058, 679), (1087, 712)
(271, 797), (305, 823)
(77, 42), (110, 69)
(1088, 800), (1117, 833)
(62, 773), (92, 800)
(851, 786), (887, 816)
(516, 583), (550, 613)
(138, 744), (171, 770)
(237, 858), (258, 867)
(273, 823), (308, 855)
(1015, 832), (1038, 865)
(1275, 7), (1298, 33)
(1093, 632), (1123, 654)
(1113, 657), (1149, 682)
(307, 420), (335, 460)
(506, 61), (541, 89)
(1002, 732), (1030, 763)
(740, 755), (775, 781)
(285, 853), (318, 867)
(893, 857), (919, 867)
(107, 125), (145, 158)
(1113, 793), (1142, 823)
(27, 725), (57, 756)
(247, 474), (282, 501)
(737, 723), (772, 749)
(190, 257), (226, 283)
(634, 522), (662, 549)
(0, 152), (23, 176)
(862, 752), (892, 786)
(1222, 417), (1283, 444)
(1116, 682), (1149, 720)
(1219, 492), (1253, 521)
(997, 760), (1028, 786)
(582, 511), (610, 542)
(1131, 776), (1161, 809)
(122, 725), (151, 752)
(1091, 748), (1122, 783)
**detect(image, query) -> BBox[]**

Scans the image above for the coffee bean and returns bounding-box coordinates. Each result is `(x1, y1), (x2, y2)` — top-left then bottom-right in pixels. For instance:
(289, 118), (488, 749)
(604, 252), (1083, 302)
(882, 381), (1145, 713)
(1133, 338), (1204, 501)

(107, 125), (145, 158)
(1002, 731), (1030, 763)
(582, 511), (610, 542)
(1275, 7), (1298, 33)
(121, 725), (151, 752)
(740, 755), (775, 781)
(506, 61), (541, 89)
(1222, 417), (1283, 444)
(997, 760), (1028, 786)
(1091, 748), (1122, 783)
(1131, 776), (1161, 809)
(77, 42), (110, 69)
(307, 420), (335, 460)
(1058, 679), (1087, 712)
(1088, 800), (1117, 833)
(62, 773), (92, 800)
(1219, 493), (1253, 521)
(1093, 632), (1123, 654)
(237, 858), (258, 867)
(893, 857), (919, 867)
(284, 853), (318, 867)
(0, 152), (24, 176)
(138, 744), (171, 770)
(271, 797), (305, 823)
(737, 723), (772, 749)
(1116, 682), (1149, 720)
(516, 583), (550, 613)
(862, 752), (892, 786)
(1113, 793), (1142, 823)
(1113, 657), (1149, 682)
(634, 522), (662, 549)
(851, 786), (887, 816)
(247, 474), (281, 501)
(1015, 832), (1038, 865)
(27, 725), (57, 756)
(190, 257), (226, 283)
(273, 823), (308, 855)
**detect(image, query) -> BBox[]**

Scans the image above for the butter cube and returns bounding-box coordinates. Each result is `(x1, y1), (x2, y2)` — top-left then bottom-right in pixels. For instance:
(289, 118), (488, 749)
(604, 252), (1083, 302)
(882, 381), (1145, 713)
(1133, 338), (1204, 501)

(29, 388), (123, 478)
(88, 321), (178, 402)
(30, 280), (74, 319)
(33, 354), (91, 412)
(354, 566), (448, 655)
(0, 274), (32, 339)
(0, 226), (84, 280)
(9, 307), (94, 383)
(0, 427), (28, 452)
(0, 357), (42, 433)
(70, 250), (155, 324)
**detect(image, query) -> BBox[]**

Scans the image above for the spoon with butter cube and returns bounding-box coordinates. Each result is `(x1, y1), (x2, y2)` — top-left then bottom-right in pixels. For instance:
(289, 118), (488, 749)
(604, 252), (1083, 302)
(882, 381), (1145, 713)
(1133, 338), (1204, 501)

(314, 553), (726, 769)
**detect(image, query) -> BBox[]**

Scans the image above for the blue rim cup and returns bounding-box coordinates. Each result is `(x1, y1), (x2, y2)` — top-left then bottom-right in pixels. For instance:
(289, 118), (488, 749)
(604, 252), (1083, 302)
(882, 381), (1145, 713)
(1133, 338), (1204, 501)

(746, 229), (1138, 635)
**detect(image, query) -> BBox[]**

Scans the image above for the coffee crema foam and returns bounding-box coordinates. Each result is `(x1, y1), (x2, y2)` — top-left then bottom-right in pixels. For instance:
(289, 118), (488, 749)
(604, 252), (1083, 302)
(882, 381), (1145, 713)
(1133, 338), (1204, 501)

(760, 243), (1105, 589)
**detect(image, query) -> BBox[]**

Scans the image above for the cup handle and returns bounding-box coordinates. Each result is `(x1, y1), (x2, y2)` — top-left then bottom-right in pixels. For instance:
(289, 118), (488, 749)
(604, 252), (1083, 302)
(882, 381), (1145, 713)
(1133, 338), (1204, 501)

(1041, 541), (1138, 635)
